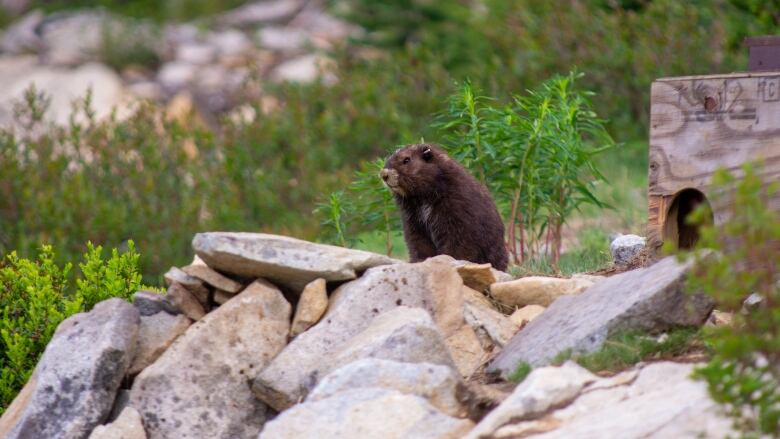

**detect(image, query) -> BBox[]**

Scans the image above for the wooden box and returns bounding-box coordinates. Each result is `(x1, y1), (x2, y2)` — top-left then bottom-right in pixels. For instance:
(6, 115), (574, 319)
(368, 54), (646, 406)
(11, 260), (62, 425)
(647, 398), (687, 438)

(648, 72), (780, 248)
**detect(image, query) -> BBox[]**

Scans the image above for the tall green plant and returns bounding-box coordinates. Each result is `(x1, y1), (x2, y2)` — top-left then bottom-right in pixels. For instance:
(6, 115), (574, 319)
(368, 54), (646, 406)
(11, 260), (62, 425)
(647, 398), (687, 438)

(437, 73), (614, 266)
(686, 165), (780, 436)
(316, 158), (402, 256)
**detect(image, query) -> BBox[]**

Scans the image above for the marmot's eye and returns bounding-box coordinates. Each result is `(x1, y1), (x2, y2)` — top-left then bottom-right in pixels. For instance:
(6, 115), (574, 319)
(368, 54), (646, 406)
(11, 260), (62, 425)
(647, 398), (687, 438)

(402, 157), (411, 164)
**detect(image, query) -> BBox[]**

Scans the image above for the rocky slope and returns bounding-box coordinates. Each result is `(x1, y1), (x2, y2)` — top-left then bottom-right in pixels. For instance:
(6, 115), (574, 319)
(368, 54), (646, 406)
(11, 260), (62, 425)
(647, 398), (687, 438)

(0, 0), (357, 129)
(0, 232), (732, 438)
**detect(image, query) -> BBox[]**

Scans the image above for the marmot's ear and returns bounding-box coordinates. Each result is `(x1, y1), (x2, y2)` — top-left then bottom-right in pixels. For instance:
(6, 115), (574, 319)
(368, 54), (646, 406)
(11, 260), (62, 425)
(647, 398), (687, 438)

(422, 146), (433, 161)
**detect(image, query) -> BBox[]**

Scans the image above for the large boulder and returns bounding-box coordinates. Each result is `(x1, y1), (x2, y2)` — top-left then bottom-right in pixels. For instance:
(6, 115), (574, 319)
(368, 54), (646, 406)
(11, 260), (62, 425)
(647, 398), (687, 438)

(250, 256), (485, 410)
(258, 388), (474, 439)
(307, 358), (465, 417)
(0, 299), (139, 439)
(489, 256), (714, 376)
(0, 62), (129, 129)
(471, 362), (732, 438)
(252, 306), (458, 411)
(129, 280), (291, 439)
(192, 232), (398, 291)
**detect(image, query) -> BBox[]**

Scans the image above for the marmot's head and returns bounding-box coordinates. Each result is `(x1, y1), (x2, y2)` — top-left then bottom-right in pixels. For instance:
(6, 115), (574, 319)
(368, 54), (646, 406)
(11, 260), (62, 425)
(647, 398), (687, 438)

(380, 144), (447, 198)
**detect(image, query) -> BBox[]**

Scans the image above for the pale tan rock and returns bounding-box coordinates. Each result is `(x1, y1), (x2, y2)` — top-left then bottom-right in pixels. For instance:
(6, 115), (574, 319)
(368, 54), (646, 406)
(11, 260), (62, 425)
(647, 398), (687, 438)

(706, 309), (734, 327)
(307, 359), (465, 417)
(165, 282), (205, 321)
(290, 278), (328, 338)
(490, 275), (601, 308)
(509, 305), (546, 327)
(130, 280), (291, 439)
(213, 289), (235, 305)
(182, 264), (242, 293)
(251, 256), (486, 411)
(163, 266), (209, 305)
(464, 301), (519, 348)
(259, 388), (474, 439)
(128, 312), (192, 376)
(88, 407), (146, 439)
(462, 285), (495, 309)
(456, 263), (496, 292)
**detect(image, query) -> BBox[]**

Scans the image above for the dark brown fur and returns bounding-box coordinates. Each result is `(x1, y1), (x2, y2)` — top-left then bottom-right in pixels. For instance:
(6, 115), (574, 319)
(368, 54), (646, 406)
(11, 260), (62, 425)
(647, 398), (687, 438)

(381, 144), (508, 271)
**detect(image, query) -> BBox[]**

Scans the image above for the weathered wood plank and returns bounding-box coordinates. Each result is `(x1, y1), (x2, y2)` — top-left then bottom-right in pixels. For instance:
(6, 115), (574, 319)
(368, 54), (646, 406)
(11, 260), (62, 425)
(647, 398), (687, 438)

(648, 73), (780, 246)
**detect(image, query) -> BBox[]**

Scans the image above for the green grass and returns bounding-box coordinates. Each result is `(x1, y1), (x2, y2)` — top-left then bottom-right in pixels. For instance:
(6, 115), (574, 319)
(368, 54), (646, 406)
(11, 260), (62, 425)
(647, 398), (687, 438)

(509, 362), (533, 383)
(553, 328), (704, 374)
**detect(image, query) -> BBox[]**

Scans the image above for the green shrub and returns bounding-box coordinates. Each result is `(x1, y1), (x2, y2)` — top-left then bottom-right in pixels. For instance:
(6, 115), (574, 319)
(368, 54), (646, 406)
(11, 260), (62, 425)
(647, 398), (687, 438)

(0, 242), (142, 414)
(686, 165), (780, 436)
(438, 73), (614, 267)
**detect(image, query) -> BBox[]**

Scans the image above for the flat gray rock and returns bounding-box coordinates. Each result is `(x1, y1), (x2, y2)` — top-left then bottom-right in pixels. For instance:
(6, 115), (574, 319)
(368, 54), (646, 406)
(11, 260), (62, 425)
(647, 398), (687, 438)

(489, 256), (714, 376)
(0, 299), (139, 439)
(258, 388), (474, 439)
(252, 306), (456, 412)
(129, 280), (290, 439)
(192, 232), (399, 291)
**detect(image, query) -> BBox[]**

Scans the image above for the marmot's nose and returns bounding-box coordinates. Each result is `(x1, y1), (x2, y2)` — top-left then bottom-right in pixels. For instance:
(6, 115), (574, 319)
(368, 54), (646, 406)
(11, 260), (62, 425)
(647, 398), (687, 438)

(380, 169), (389, 181)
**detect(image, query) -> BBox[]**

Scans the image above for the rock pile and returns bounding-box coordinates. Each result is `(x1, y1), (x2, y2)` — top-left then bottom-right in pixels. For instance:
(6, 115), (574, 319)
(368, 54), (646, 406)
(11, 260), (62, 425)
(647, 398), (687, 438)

(0, 232), (732, 438)
(0, 0), (358, 128)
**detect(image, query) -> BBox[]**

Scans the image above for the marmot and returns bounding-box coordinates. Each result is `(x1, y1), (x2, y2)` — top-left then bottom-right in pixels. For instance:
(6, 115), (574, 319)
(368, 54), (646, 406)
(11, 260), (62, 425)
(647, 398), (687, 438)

(380, 144), (508, 271)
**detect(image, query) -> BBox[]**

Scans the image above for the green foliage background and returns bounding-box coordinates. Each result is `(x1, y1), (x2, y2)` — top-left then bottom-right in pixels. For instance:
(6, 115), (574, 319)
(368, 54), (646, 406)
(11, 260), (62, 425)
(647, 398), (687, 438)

(0, 0), (776, 282)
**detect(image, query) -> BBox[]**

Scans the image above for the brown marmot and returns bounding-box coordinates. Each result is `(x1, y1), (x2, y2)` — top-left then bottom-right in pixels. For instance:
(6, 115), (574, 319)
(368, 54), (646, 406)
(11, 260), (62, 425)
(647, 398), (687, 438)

(380, 143), (508, 271)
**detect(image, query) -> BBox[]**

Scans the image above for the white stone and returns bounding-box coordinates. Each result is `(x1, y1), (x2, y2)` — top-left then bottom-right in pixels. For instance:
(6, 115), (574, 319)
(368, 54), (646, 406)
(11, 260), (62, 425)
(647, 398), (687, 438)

(271, 54), (334, 84)
(259, 388), (474, 439)
(0, 10), (43, 54)
(308, 359), (465, 417)
(175, 43), (215, 65)
(0, 62), (129, 129)
(207, 29), (253, 57)
(257, 27), (310, 52)
(219, 0), (303, 27)
(489, 362), (733, 438)
(610, 234), (646, 265)
(156, 61), (197, 92)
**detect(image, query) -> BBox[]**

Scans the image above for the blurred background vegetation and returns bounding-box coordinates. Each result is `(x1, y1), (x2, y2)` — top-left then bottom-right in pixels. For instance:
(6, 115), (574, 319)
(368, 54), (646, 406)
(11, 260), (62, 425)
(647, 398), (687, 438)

(1, 0), (777, 284)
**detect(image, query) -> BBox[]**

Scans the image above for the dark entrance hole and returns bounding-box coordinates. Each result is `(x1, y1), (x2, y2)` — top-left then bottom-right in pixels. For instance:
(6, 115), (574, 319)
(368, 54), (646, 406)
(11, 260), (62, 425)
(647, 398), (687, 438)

(663, 188), (713, 250)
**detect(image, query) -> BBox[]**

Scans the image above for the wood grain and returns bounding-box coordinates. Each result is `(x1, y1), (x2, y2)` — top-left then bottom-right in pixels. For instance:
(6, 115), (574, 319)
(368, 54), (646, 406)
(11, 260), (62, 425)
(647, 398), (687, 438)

(648, 72), (780, 246)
